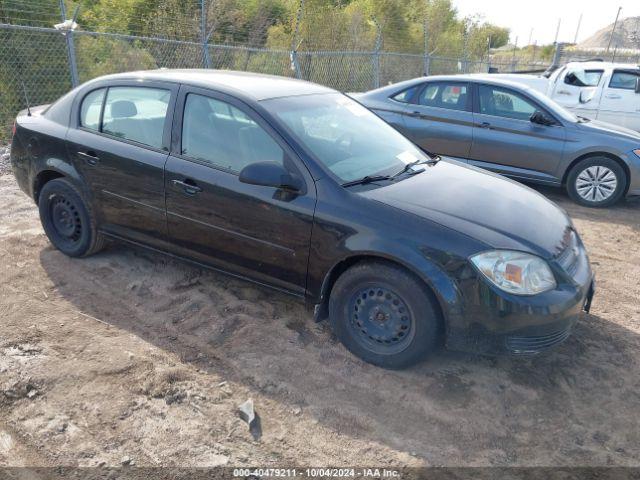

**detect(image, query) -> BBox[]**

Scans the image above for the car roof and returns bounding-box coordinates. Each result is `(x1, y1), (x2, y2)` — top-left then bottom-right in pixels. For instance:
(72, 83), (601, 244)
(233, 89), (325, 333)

(88, 69), (336, 101)
(363, 74), (541, 98)
(563, 61), (640, 70)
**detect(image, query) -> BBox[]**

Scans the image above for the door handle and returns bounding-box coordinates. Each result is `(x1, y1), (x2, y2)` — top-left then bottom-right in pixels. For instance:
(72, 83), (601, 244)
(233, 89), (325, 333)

(605, 94), (622, 99)
(172, 178), (202, 195)
(479, 122), (493, 129)
(410, 111), (426, 118)
(77, 150), (99, 166)
(557, 90), (572, 96)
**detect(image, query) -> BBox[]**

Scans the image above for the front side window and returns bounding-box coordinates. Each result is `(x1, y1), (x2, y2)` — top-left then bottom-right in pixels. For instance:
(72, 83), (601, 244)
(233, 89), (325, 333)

(79, 88), (105, 131)
(417, 82), (469, 111)
(609, 70), (640, 90)
(181, 93), (284, 173)
(564, 69), (603, 87)
(478, 85), (537, 121)
(264, 93), (430, 184)
(102, 87), (170, 149)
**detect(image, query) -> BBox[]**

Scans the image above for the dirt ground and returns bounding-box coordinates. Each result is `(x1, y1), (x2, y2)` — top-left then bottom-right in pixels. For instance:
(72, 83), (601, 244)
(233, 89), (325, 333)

(1, 161), (639, 468)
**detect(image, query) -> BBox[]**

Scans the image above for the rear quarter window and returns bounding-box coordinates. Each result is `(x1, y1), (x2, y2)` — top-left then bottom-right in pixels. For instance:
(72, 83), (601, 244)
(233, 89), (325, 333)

(79, 88), (106, 131)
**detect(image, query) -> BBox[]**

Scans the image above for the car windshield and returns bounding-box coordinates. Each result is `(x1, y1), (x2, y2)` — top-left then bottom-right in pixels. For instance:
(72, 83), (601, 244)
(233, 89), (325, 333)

(263, 93), (430, 183)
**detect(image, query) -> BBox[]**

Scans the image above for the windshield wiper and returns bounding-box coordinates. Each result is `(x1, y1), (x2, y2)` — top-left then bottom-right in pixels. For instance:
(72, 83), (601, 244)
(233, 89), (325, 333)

(341, 175), (392, 188)
(391, 156), (440, 179)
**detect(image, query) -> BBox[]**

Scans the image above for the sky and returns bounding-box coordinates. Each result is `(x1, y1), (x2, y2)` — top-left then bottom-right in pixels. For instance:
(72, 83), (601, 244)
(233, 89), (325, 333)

(452, 0), (640, 46)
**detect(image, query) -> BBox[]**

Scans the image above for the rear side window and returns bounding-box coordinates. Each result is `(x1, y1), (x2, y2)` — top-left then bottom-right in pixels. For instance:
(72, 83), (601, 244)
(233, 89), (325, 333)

(417, 82), (469, 111)
(181, 93), (284, 173)
(478, 85), (538, 121)
(391, 85), (420, 103)
(564, 69), (603, 87)
(102, 87), (170, 149)
(79, 88), (105, 131)
(609, 70), (640, 90)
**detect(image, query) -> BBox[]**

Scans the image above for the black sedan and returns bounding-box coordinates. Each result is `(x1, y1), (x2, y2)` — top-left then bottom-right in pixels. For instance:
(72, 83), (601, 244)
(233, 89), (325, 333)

(10, 70), (594, 368)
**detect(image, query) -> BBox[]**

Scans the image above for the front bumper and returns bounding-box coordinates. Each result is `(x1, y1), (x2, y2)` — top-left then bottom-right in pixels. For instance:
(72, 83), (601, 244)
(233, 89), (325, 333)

(446, 247), (594, 356)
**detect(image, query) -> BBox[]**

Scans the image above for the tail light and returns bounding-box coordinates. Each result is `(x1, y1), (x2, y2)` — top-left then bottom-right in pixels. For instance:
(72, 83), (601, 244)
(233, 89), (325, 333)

(11, 121), (16, 138)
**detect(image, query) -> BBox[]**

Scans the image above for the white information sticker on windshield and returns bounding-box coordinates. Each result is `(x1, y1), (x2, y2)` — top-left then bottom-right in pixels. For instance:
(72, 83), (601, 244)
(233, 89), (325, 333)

(396, 151), (418, 164)
(337, 97), (368, 117)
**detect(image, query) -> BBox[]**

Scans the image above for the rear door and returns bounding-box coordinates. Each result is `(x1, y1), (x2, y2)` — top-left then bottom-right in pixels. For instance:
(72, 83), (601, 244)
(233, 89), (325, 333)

(163, 86), (316, 295)
(66, 81), (177, 244)
(398, 81), (474, 159)
(469, 83), (566, 184)
(597, 69), (640, 131)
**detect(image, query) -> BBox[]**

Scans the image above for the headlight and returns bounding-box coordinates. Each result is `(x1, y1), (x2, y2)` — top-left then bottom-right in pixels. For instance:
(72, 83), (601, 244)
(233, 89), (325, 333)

(470, 250), (556, 295)
(633, 149), (640, 159)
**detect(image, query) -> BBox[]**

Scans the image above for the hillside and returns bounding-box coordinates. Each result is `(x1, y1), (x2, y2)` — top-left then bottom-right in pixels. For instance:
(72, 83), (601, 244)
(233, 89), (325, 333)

(578, 16), (640, 50)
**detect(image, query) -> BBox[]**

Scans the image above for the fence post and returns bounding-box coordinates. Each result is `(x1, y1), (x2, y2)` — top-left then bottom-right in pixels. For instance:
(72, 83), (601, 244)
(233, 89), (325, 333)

(552, 42), (564, 68)
(200, 0), (211, 68)
(290, 0), (304, 79)
(59, 0), (79, 87)
(462, 25), (469, 73)
(423, 17), (430, 76)
(371, 17), (382, 89)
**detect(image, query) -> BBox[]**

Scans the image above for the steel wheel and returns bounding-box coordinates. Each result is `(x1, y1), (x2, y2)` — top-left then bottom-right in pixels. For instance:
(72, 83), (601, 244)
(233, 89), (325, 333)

(348, 284), (416, 355)
(49, 194), (83, 246)
(575, 165), (618, 203)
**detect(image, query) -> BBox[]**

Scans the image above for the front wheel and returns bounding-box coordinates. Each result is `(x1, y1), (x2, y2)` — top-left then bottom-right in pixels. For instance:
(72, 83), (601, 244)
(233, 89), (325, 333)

(38, 178), (105, 257)
(328, 261), (441, 369)
(566, 157), (627, 208)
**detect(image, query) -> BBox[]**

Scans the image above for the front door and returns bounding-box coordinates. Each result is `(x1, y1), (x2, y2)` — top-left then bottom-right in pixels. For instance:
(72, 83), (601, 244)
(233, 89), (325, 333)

(164, 87), (316, 295)
(550, 66), (603, 118)
(597, 69), (640, 131)
(66, 82), (177, 243)
(398, 81), (474, 159)
(469, 84), (566, 184)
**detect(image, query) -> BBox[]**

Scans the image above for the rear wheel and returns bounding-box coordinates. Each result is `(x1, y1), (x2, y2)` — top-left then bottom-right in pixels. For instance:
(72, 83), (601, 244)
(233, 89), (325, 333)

(566, 157), (626, 207)
(328, 261), (441, 369)
(38, 178), (105, 257)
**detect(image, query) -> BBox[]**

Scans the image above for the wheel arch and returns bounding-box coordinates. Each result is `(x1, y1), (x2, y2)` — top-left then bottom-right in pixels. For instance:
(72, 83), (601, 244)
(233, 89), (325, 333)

(562, 152), (631, 195)
(314, 253), (454, 334)
(33, 170), (65, 203)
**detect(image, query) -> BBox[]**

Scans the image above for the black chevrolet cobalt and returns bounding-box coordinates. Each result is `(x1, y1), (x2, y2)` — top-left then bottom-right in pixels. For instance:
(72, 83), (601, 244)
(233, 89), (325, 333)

(10, 70), (594, 368)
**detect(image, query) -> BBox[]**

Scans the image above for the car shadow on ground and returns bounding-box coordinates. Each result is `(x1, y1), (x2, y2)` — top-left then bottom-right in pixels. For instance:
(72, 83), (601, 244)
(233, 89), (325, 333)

(39, 240), (640, 466)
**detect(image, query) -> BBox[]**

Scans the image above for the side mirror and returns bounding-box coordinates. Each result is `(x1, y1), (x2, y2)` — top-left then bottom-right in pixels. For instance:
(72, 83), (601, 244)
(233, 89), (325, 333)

(239, 161), (303, 192)
(530, 110), (555, 126)
(579, 89), (596, 104)
(635, 77), (640, 94)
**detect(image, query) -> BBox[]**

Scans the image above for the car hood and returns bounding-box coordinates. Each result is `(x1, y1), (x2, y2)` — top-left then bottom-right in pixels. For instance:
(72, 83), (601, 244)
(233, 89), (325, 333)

(360, 159), (571, 258)
(575, 118), (640, 141)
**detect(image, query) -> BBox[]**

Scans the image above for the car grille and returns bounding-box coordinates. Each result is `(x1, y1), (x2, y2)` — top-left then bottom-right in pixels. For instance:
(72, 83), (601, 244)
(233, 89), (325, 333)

(554, 228), (581, 277)
(505, 327), (572, 354)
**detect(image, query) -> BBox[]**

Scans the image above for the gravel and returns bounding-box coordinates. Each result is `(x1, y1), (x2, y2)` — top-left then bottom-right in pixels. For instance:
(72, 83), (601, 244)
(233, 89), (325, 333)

(0, 144), (10, 175)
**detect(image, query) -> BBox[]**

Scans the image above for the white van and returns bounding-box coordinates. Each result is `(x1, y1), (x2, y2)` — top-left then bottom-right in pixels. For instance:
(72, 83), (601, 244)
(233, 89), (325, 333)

(481, 62), (640, 131)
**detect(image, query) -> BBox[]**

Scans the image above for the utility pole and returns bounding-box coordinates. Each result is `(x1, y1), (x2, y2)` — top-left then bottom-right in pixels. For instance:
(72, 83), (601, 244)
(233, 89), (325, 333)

(528, 28), (533, 46)
(574, 13), (582, 44)
(606, 6), (622, 53)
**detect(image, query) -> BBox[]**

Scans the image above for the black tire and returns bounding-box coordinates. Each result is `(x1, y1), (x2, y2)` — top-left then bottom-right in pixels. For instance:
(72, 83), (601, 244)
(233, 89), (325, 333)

(38, 178), (105, 257)
(328, 261), (441, 369)
(566, 156), (627, 208)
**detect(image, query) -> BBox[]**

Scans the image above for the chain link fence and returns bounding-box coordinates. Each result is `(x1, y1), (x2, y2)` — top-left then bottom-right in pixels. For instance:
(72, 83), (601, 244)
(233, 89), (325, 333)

(0, 16), (547, 143)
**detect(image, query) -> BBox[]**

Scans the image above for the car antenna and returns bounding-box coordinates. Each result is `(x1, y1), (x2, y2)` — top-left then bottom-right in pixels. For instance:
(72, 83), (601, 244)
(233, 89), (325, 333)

(20, 81), (32, 116)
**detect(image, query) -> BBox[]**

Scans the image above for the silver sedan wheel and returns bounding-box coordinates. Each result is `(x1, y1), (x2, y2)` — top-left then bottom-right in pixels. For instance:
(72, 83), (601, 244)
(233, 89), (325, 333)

(575, 166), (618, 202)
